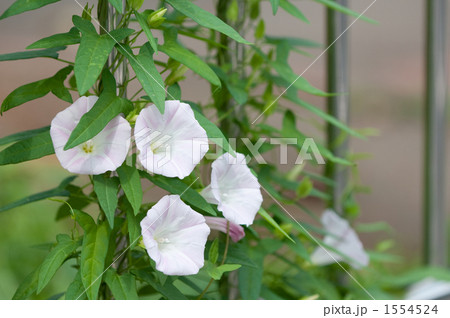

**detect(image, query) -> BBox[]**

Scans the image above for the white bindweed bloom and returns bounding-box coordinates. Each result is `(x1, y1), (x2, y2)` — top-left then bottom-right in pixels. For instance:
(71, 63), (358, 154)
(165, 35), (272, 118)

(201, 152), (263, 226)
(140, 194), (210, 276)
(50, 96), (131, 175)
(311, 209), (369, 269)
(204, 216), (245, 243)
(134, 100), (208, 179)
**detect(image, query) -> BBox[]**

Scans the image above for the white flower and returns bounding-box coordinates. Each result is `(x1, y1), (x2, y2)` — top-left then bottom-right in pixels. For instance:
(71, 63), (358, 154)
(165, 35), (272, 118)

(204, 216), (245, 243)
(50, 96), (131, 175)
(311, 209), (369, 269)
(140, 194), (210, 276)
(201, 152), (263, 226)
(134, 100), (208, 179)
(405, 278), (450, 300)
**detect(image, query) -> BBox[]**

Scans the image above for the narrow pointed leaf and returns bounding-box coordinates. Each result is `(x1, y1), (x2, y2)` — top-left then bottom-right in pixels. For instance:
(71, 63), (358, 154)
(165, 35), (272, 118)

(141, 171), (216, 216)
(313, 0), (377, 24)
(0, 126), (50, 147)
(0, 130), (55, 166)
(0, 46), (65, 61)
(280, 0), (308, 23)
(108, 0), (123, 13)
(165, 0), (250, 44)
(37, 235), (81, 293)
(191, 108), (235, 156)
(117, 43), (166, 113)
(73, 15), (133, 95)
(93, 175), (120, 228)
(0, 0), (60, 20)
(270, 0), (280, 15)
(159, 29), (221, 87)
(258, 208), (294, 243)
(134, 10), (158, 52)
(79, 216), (110, 300)
(117, 165), (142, 215)
(64, 82), (132, 149)
(27, 27), (80, 49)
(1, 66), (73, 113)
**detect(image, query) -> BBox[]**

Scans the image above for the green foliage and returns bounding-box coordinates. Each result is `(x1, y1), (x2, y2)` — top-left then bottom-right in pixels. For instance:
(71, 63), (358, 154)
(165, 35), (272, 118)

(27, 27), (81, 49)
(0, 0), (426, 301)
(0, 0), (59, 20)
(1, 66), (73, 113)
(0, 129), (55, 166)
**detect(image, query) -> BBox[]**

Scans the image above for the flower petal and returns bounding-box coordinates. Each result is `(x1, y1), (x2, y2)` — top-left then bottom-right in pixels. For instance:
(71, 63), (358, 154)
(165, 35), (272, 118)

(202, 152), (263, 225)
(135, 101), (209, 179)
(140, 195), (210, 276)
(204, 216), (245, 242)
(50, 96), (131, 175)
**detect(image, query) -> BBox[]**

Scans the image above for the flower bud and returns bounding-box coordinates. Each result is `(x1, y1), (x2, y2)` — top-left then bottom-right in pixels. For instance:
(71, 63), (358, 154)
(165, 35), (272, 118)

(147, 8), (167, 28)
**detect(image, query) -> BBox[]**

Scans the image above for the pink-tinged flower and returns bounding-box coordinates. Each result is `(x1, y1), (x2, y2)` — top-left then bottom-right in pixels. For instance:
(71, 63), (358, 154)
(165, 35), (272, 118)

(311, 210), (369, 269)
(50, 96), (131, 175)
(204, 216), (245, 242)
(134, 100), (208, 179)
(140, 194), (210, 276)
(201, 152), (263, 226)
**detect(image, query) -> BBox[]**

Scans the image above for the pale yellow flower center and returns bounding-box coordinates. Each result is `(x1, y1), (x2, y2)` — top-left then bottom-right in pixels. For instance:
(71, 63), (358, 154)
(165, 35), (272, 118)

(81, 140), (95, 154)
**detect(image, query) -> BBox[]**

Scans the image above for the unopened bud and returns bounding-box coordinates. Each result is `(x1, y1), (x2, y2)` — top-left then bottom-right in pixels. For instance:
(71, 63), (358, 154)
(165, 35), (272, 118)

(148, 8), (167, 28)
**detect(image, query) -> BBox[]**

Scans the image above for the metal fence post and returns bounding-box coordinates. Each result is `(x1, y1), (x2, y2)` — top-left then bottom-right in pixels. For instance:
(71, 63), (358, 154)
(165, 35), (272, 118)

(424, 0), (448, 266)
(326, 0), (349, 215)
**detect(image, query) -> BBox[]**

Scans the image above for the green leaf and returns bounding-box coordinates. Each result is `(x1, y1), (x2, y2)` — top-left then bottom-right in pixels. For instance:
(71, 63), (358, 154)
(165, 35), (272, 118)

(141, 172), (216, 216)
(296, 176), (313, 198)
(117, 165), (143, 215)
(126, 207), (142, 247)
(280, 0), (309, 23)
(207, 262), (241, 280)
(281, 109), (353, 166)
(12, 269), (40, 300)
(0, 0), (59, 20)
(272, 60), (329, 96)
(313, 0), (377, 24)
(0, 46), (65, 61)
(167, 83), (181, 100)
(209, 65), (247, 105)
(0, 130), (55, 166)
(283, 90), (364, 139)
(65, 270), (86, 300)
(1, 66), (73, 113)
(64, 71), (133, 150)
(79, 216), (111, 300)
(104, 270), (139, 300)
(108, 0), (124, 13)
(132, 269), (188, 300)
(209, 239), (219, 264)
(159, 28), (221, 88)
(238, 248), (264, 300)
(27, 27), (80, 49)
(0, 126), (50, 147)
(269, 0), (280, 15)
(165, 0), (250, 44)
(37, 235), (81, 293)
(258, 208), (294, 243)
(134, 10), (158, 52)
(265, 35), (321, 48)
(93, 175), (120, 228)
(73, 15), (133, 95)
(191, 108), (235, 156)
(0, 177), (73, 213)
(117, 43), (166, 113)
